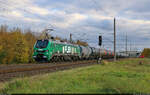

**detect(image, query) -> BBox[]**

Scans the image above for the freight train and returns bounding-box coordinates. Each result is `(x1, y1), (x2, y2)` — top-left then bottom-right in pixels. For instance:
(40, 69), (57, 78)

(32, 39), (129, 62)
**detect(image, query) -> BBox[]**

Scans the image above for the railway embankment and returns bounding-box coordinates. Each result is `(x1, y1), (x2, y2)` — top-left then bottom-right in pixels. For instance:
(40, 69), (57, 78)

(0, 58), (150, 94)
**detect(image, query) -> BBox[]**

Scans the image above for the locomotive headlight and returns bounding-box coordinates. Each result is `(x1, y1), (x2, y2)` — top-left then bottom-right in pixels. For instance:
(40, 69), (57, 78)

(43, 56), (47, 58)
(33, 56), (36, 58)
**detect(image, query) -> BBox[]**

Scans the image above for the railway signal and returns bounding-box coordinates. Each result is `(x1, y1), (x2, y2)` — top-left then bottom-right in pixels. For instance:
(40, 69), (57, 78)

(99, 35), (102, 46)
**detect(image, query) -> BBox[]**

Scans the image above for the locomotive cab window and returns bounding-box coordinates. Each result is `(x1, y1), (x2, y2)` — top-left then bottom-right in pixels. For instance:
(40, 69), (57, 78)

(36, 40), (49, 48)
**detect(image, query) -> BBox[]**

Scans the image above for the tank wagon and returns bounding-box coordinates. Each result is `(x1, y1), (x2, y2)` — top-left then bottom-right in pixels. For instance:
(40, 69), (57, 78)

(33, 39), (127, 62)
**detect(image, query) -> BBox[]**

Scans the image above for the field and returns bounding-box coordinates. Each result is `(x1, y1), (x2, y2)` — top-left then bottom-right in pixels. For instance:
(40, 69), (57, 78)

(0, 58), (150, 94)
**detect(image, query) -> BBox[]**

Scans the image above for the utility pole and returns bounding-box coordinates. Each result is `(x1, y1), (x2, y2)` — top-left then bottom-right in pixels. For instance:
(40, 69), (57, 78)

(126, 32), (127, 55)
(70, 33), (72, 43)
(114, 18), (116, 61)
(130, 42), (131, 51)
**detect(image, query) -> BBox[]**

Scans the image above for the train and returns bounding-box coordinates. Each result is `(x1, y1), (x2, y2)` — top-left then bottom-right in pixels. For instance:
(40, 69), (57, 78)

(32, 39), (129, 62)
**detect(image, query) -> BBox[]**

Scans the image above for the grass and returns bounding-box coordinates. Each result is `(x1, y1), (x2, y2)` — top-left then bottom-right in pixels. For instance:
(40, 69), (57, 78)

(0, 58), (150, 94)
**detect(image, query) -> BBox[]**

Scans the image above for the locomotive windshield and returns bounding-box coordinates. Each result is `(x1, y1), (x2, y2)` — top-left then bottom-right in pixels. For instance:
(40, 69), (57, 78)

(35, 40), (48, 48)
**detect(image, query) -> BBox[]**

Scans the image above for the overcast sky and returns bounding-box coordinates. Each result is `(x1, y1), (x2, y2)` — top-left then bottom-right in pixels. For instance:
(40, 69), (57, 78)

(0, 0), (150, 51)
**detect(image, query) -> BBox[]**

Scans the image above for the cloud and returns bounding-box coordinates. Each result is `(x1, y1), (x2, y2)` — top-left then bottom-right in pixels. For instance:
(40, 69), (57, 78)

(11, 11), (23, 17)
(0, 0), (150, 51)
(23, 17), (41, 22)
(51, 12), (87, 28)
(27, 6), (50, 16)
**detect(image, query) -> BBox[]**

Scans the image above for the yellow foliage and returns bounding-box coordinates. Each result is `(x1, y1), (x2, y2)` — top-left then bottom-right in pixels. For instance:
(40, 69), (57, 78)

(24, 31), (36, 62)
(55, 36), (61, 40)
(0, 25), (36, 64)
(76, 40), (88, 46)
(0, 45), (2, 52)
(141, 48), (150, 58)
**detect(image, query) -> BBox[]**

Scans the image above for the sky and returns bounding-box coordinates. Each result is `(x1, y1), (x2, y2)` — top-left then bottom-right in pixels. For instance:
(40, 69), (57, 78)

(0, 0), (150, 51)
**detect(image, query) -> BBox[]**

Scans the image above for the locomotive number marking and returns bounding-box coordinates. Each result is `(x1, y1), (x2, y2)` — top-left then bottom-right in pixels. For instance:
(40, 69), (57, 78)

(64, 46), (71, 53)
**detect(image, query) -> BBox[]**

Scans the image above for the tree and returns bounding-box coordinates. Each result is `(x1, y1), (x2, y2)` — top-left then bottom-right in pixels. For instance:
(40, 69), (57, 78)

(55, 36), (61, 40)
(24, 30), (36, 63)
(11, 28), (29, 63)
(0, 25), (13, 64)
(76, 40), (88, 46)
(141, 48), (150, 58)
(0, 25), (31, 64)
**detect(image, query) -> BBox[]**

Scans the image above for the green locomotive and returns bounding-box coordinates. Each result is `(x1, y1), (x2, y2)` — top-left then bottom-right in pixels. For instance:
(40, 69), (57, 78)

(33, 38), (119, 62)
(33, 39), (81, 62)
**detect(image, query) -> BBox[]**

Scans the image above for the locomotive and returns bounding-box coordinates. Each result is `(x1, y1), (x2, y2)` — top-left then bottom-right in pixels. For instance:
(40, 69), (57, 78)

(32, 39), (120, 62)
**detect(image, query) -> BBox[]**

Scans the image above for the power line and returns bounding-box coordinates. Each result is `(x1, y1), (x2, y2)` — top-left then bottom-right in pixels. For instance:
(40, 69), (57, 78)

(91, 0), (100, 12)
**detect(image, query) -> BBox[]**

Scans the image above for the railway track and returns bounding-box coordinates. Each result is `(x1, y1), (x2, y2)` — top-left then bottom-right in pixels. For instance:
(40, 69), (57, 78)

(0, 60), (98, 82)
(0, 58), (127, 83)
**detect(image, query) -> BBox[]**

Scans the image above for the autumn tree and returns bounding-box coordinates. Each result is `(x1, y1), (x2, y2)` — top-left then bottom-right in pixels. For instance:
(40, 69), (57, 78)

(55, 36), (61, 40)
(0, 25), (14, 64)
(11, 28), (29, 63)
(76, 40), (88, 46)
(24, 30), (36, 62)
(0, 25), (35, 64)
(141, 48), (150, 58)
